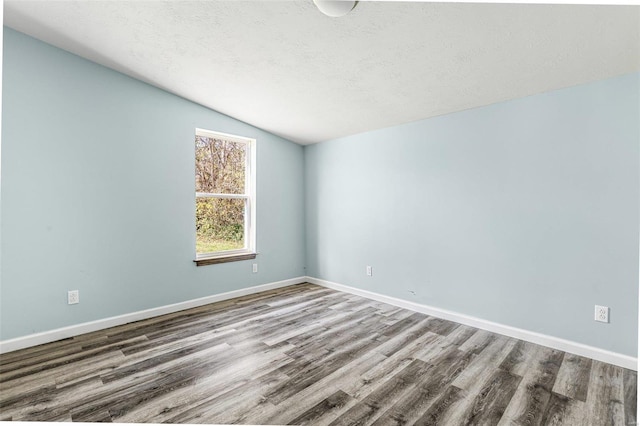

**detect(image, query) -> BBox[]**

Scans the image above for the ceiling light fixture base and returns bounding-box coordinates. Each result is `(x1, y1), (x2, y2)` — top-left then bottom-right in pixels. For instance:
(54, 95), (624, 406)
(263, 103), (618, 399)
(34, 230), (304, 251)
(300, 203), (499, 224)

(313, 0), (358, 18)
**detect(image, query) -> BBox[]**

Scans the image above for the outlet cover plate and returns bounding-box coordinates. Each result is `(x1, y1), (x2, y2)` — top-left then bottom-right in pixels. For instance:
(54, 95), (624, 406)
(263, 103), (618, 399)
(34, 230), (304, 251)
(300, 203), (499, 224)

(68, 290), (79, 305)
(366, 266), (372, 276)
(595, 305), (609, 323)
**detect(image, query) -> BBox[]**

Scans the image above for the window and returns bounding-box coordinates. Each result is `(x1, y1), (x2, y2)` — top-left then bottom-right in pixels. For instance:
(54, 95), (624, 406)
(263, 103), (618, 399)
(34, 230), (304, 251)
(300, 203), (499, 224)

(194, 129), (256, 266)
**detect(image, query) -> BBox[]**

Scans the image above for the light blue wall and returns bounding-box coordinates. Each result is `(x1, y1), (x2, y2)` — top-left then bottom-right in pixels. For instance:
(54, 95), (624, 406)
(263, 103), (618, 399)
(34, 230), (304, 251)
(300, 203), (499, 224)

(305, 73), (639, 356)
(1, 28), (306, 340)
(3, 27), (638, 358)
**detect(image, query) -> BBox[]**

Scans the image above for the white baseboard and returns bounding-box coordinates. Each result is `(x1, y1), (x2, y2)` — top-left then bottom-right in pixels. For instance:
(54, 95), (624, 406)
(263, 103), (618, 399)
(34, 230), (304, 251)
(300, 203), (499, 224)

(306, 276), (638, 371)
(0, 276), (307, 354)
(4, 275), (636, 371)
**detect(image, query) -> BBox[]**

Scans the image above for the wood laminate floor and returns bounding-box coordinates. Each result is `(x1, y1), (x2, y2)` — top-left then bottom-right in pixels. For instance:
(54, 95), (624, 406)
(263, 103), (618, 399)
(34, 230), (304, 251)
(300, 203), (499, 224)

(0, 283), (636, 425)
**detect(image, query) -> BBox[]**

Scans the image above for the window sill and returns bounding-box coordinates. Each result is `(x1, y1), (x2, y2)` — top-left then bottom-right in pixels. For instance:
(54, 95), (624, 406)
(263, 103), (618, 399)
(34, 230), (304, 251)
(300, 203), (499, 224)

(194, 252), (257, 267)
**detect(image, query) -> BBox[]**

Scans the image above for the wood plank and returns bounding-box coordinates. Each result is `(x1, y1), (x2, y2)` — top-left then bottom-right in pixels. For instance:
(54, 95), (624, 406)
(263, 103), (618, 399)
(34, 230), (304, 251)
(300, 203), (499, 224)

(583, 360), (625, 426)
(551, 353), (592, 402)
(422, 317), (459, 336)
(371, 349), (475, 426)
(381, 312), (428, 337)
(327, 359), (433, 426)
(443, 324), (477, 346)
(452, 335), (516, 391)
(499, 340), (530, 375)
(340, 334), (440, 400)
(288, 390), (355, 426)
(498, 346), (564, 426)
(457, 329), (498, 354)
(435, 336), (518, 425)
(284, 306), (380, 351)
(376, 317), (434, 358)
(540, 392), (585, 426)
(265, 330), (384, 405)
(413, 386), (465, 426)
(460, 369), (522, 425)
(623, 368), (637, 426)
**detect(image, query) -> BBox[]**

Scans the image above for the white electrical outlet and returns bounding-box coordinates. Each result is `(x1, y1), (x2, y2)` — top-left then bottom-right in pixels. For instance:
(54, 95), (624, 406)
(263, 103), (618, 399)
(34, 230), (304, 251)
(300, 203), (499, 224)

(68, 290), (79, 305)
(366, 265), (372, 276)
(595, 305), (609, 323)
(252, 263), (258, 273)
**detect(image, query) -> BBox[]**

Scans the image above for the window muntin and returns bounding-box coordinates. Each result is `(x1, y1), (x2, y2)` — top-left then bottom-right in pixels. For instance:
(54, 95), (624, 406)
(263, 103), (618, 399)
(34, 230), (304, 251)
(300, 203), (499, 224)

(195, 129), (255, 260)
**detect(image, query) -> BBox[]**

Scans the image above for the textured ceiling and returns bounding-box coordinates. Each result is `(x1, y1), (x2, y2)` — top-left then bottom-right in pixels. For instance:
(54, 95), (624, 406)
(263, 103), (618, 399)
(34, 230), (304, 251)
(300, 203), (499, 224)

(4, 1), (640, 144)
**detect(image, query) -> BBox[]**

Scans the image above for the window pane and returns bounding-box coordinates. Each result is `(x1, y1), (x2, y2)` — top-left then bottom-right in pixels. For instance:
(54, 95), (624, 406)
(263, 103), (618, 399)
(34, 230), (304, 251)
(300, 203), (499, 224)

(195, 136), (246, 194)
(196, 197), (245, 254)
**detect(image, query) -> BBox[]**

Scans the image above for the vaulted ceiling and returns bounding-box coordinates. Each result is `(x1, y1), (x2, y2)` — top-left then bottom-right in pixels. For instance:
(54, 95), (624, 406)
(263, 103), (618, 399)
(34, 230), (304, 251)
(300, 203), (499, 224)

(4, 1), (639, 144)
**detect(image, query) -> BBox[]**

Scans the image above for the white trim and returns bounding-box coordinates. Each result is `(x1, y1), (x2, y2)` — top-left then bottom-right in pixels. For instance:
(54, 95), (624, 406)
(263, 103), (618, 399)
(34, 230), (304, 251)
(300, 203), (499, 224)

(195, 128), (254, 145)
(4, 275), (635, 370)
(0, 276), (306, 354)
(247, 137), (257, 254)
(195, 248), (256, 260)
(306, 276), (638, 371)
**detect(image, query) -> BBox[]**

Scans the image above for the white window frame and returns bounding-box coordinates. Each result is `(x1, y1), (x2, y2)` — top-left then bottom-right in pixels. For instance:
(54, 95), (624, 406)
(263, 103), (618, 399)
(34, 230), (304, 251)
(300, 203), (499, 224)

(195, 128), (256, 261)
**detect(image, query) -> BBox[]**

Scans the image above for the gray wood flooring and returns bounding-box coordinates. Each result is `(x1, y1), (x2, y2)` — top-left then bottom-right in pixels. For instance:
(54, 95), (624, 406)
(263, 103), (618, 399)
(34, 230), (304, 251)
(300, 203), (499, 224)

(0, 283), (636, 425)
